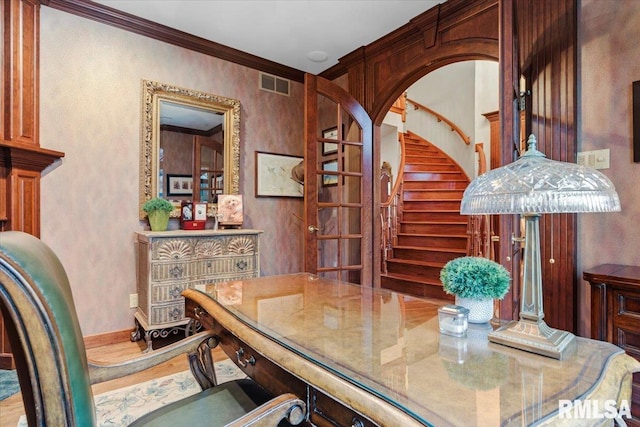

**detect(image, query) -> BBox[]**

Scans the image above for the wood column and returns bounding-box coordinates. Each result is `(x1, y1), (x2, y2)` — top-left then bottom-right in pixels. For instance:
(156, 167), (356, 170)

(0, 0), (64, 369)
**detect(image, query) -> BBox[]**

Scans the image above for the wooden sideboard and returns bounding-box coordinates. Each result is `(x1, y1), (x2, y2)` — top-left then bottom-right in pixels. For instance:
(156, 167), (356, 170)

(132, 229), (262, 351)
(584, 264), (640, 426)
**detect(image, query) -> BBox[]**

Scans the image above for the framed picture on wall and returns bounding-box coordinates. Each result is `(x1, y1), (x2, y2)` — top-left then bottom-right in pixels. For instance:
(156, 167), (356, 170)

(322, 160), (338, 187)
(322, 126), (339, 155)
(167, 174), (192, 196)
(255, 151), (304, 197)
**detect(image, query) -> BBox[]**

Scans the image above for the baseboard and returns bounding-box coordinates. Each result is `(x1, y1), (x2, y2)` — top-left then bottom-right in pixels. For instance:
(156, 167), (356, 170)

(84, 329), (134, 349)
(0, 352), (15, 370)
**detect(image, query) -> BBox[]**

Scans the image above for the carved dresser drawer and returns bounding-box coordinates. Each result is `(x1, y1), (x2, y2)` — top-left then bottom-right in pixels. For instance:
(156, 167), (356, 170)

(133, 229), (262, 351)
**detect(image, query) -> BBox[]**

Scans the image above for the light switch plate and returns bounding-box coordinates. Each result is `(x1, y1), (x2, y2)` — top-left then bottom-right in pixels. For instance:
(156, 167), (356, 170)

(577, 149), (610, 169)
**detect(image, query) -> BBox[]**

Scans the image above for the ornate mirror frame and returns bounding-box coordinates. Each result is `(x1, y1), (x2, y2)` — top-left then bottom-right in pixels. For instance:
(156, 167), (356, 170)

(139, 79), (240, 219)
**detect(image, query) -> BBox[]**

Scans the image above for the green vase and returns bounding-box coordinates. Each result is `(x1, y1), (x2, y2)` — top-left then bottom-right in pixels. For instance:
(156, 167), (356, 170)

(148, 210), (170, 231)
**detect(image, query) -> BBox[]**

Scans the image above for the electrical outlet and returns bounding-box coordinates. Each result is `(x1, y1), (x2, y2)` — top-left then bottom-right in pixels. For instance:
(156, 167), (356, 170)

(129, 293), (138, 308)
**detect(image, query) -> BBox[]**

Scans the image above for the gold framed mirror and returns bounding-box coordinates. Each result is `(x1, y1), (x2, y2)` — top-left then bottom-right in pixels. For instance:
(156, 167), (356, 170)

(139, 80), (240, 219)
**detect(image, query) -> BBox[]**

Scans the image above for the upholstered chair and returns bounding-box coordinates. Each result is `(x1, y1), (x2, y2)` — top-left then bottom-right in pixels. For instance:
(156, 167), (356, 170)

(0, 231), (305, 426)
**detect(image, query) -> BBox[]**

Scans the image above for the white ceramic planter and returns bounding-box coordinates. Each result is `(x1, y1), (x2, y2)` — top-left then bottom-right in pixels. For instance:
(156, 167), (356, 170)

(455, 296), (494, 323)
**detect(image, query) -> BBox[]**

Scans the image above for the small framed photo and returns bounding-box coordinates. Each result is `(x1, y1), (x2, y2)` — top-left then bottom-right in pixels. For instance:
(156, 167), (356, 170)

(322, 160), (339, 187)
(218, 194), (244, 226)
(194, 202), (207, 221)
(167, 174), (193, 196)
(322, 126), (338, 155)
(180, 201), (207, 230)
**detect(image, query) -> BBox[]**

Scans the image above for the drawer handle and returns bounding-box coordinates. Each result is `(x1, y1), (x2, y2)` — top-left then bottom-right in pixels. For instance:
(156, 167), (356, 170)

(169, 265), (184, 278)
(235, 347), (256, 368)
(169, 286), (182, 298)
(236, 260), (247, 270)
(169, 307), (181, 320)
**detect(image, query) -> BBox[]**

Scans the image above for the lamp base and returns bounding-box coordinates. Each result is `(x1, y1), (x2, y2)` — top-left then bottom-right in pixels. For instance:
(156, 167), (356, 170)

(488, 318), (576, 360)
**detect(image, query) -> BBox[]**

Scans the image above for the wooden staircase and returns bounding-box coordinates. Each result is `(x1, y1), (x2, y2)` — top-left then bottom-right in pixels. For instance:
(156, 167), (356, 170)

(381, 131), (470, 300)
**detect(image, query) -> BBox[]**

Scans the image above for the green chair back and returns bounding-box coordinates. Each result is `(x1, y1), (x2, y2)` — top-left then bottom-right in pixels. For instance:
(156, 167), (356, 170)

(0, 231), (96, 426)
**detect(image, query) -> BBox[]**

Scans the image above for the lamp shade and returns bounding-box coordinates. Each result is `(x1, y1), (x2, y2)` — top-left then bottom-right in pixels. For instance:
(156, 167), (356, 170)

(460, 134), (621, 215)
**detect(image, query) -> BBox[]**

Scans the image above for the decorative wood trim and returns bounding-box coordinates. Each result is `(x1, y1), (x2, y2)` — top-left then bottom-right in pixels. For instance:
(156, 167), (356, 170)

(482, 110), (500, 169)
(328, 0), (500, 119)
(3, 0), (40, 147)
(0, 143), (64, 170)
(43, 0), (306, 82)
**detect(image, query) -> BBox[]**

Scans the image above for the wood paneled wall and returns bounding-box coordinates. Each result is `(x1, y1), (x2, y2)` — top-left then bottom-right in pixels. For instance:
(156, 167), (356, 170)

(515, 0), (578, 332)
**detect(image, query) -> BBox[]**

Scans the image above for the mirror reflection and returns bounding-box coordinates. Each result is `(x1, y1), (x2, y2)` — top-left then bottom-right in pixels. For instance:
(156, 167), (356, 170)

(140, 80), (240, 219)
(159, 101), (224, 201)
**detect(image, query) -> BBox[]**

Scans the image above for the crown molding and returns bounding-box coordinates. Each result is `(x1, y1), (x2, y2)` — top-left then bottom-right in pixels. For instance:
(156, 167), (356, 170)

(43, 0), (306, 83)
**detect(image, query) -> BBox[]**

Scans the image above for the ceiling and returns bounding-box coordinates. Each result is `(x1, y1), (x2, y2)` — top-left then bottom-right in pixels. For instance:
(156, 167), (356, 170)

(93, 0), (444, 75)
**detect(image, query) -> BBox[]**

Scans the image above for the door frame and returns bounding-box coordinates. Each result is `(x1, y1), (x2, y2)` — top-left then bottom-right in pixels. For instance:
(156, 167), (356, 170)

(303, 74), (373, 284)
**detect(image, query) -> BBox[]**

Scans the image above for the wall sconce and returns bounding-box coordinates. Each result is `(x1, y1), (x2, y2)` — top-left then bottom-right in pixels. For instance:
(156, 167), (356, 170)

(460, 134), (620, 359)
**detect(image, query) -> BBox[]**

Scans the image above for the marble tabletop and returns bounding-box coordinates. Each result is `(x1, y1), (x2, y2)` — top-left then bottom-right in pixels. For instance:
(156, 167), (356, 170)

(186, 272), (640, 426)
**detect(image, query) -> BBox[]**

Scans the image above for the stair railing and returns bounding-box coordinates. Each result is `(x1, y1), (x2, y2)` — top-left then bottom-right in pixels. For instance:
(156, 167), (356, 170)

(406, 97), (471, 146)
(380, 132), (406, 272)
(466, 142), (491, 258)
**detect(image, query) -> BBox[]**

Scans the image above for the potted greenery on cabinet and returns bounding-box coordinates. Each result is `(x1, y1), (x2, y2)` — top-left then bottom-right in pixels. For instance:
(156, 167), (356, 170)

(143, 198), (174, 231)
(440, 256), (511, 323)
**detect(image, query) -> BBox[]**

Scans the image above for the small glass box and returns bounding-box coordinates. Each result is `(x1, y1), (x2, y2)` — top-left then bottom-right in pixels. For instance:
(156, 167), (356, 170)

(438, 304), (469, 337)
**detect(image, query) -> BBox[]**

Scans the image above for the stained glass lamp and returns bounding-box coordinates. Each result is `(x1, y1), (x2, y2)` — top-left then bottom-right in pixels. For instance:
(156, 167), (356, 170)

(460, 134), (620, 359)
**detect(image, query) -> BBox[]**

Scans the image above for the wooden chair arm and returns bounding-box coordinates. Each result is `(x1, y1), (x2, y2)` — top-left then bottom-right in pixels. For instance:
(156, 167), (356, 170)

(225, 393), (306, 426)
(87, 330), (218, 384)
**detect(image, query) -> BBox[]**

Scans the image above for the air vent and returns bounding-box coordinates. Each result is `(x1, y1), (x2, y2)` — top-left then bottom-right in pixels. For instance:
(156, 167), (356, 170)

(259, 72), (290, 96)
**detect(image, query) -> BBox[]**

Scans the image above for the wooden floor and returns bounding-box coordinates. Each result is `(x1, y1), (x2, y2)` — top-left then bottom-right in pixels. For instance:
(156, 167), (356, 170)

(0, 339), (228, 427)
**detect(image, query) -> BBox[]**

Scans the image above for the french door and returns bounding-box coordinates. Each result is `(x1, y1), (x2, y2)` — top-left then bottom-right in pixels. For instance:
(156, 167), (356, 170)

(303, 74), (373, 284)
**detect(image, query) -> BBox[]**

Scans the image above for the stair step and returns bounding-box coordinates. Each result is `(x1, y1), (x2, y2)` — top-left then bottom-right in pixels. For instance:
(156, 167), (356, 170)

(402, 200), (461, 210)
(400, 221), (468, 234)
(405, 141), (439, 149)
(392, 246), (466, 263)
(402, 180), (468, 190)
(403, 155), (452, 164)
(402, 210), (463, 221)
(404, 153), (451, 161)
(403, 189), (465, 200)
(404, 163), (459, 172)
(403, 170), (467, 180)
(403, 163), (466, 173)
(396, 233), (468, 249)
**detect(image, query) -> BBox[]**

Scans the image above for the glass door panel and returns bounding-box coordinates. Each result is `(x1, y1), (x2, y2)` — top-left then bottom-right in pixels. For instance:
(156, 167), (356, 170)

(304, 75), (372, 284)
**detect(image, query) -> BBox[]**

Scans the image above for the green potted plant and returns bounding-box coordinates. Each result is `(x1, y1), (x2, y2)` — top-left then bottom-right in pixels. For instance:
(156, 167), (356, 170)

(142, 197), (174, 231)
(440, 256), (511, 323)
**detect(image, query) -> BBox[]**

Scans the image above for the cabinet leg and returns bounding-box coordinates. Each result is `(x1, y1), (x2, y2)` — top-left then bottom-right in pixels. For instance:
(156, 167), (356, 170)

(143, 330), (153, 353)
(131, 319), (143, 342)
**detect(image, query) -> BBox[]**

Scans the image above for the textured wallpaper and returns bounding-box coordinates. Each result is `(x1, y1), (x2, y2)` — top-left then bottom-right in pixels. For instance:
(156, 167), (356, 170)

(39, 8), (304, 336)
(37, 2), (639, 339)
(577, 0), (640, 335)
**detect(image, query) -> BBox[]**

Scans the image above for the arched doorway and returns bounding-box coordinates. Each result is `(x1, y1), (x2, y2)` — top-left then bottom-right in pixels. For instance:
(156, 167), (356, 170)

(378, 60), (499, 298)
